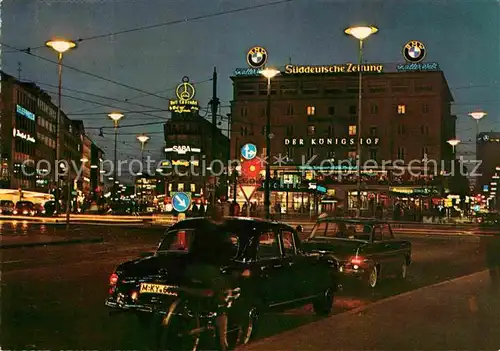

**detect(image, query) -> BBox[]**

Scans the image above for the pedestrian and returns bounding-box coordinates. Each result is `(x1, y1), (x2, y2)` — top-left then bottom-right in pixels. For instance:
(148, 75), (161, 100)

(241, 202), (248, 217)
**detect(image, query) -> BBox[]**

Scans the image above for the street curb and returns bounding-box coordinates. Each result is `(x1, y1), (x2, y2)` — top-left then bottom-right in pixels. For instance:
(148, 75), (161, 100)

(242, 269), (488, 350)
(0, 236), (104, 249)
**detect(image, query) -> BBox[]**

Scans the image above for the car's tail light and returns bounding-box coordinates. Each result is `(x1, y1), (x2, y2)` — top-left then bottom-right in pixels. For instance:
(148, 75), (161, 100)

(109, 273), (119, 286)
(350, 256), (365, 266)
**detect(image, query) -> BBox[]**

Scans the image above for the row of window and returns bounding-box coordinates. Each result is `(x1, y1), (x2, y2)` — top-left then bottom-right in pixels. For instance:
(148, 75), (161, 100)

(38, 99), (57, 119)
(168, 183), (198, 192)
(237, 84), (434, 97)
(37, 132), (56, 149)
(240, 103), (425, 117)
(37, 116), (56, 133)
(282, 147), (430, 161)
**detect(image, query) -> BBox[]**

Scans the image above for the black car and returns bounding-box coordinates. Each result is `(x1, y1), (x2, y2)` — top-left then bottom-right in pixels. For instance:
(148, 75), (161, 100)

(105, 217), (337, 349)
(302, 217), (412, 288)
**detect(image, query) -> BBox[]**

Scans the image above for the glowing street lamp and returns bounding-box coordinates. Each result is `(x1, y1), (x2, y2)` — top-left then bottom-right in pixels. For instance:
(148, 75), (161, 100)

(46, 38), (76, 226)
(108, 112), (124, 190)
(344, 25), (378, 216)
(137, 133), (150, 172)
(469, 111), (487, 136)
(447, 139), (461, 153)
(261, 68), (280, 219)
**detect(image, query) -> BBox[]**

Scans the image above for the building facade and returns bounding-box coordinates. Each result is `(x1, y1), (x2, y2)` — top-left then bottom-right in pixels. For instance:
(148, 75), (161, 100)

(163, 111), (230, 203)
(230, 66), (457, 215)
(476, 132), (500, 209)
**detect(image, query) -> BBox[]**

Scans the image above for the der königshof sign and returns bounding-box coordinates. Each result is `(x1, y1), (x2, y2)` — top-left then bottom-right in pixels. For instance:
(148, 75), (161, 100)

(284, 137), (380, 146)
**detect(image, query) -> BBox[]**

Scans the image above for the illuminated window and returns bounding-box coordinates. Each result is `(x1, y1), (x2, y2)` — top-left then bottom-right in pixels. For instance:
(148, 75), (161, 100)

(178, 183), (184, 191)
(306, 106), (316, 116)
(349, 125), (357, 136)
(190, 183), (196, 192)
(168, 184), (173, 191)
(397, 104), (406, 114)
(307, 125), (315, 135)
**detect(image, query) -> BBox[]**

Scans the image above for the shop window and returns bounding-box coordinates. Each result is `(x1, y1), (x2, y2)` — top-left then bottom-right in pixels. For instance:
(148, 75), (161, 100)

(306, 106), (316, 116)
(349, 125), (357, 136)
(397, 104), (406, 114)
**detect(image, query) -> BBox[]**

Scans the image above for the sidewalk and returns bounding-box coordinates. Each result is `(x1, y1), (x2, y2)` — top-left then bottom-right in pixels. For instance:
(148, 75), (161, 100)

(242, 270), (500, 351)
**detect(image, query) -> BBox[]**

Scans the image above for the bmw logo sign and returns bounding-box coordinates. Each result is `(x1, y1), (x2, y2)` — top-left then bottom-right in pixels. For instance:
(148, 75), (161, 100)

(403, 40), (426, 63)
(247, 46), (268, 69)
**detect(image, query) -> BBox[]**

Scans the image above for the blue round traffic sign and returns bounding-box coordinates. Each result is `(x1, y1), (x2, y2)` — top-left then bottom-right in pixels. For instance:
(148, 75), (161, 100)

(241, 143), (257, 160)
(172, 192), (191, 213)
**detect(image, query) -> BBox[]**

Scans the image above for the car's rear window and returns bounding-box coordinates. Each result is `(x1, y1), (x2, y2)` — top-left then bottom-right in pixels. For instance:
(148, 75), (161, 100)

(311, 221), (372, 241)
(0, 201), (14, 206)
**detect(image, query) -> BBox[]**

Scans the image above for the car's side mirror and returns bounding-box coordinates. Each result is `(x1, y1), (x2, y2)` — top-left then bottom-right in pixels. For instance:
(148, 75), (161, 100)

(140, 252), (154, 258)
(296, 225), (303, 233)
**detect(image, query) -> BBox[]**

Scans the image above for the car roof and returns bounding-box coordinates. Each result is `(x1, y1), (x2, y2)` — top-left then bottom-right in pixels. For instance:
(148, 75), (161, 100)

(169, 216), (294, 232)
(317, 216), (388, 225)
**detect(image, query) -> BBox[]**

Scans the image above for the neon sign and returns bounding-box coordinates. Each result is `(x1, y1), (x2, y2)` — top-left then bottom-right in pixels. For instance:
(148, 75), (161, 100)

(396, 62), (439, 72)
(284, 137), (380, 146)
(171, 160), (200, 167)
(284, 63), (384, 74)
(165, 146), (201, 154)
(13, 128), (36, 143)
(16, 105), (35, 121)
(169, 77), (199, 113)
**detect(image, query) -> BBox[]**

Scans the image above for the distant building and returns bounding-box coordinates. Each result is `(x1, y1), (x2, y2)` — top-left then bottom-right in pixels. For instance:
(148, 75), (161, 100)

(476, 132), (500, 208)
(230, 63), (457, 214)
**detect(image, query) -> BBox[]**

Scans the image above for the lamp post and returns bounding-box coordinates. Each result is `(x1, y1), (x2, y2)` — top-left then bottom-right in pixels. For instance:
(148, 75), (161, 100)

(108, 112), (124, 196)
(45, 39), (76, 210)
(469, 111), (487, 137)
(137, 134), (150, 172)
(447, 138), (461, 154)
(344, 25), (378, 217)
(261, 68), (280, 219)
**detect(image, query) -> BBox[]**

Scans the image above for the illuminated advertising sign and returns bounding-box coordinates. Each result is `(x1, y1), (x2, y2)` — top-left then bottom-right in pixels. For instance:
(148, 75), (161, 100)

(284, 137), (380, 146)
(234, 68), (264, 76)
(16, 105), (35, 121)
(165, 146), (201, 154)
(397, 40), (439, 72)
(169, 77), (199, 113)
(284, 63), (384, 74)
(12, 128), (35, 143)
(171, 160), (200, 167)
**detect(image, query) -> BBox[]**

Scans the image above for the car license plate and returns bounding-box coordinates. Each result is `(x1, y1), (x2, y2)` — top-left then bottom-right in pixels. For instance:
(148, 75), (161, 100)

(139, 283), (178, 296)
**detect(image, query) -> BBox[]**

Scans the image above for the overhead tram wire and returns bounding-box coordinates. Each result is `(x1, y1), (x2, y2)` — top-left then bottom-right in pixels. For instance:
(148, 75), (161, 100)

(41, 88), (171, 120)
(0, 42), (171, 102)
(34, 81), (169, 116)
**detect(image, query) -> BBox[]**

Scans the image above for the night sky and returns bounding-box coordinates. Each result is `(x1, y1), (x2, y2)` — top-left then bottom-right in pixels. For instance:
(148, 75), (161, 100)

(2, 0), (499, 182)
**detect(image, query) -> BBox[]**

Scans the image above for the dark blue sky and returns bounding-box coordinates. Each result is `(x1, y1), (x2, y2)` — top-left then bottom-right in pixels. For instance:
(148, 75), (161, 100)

(2, 0), (499, 168)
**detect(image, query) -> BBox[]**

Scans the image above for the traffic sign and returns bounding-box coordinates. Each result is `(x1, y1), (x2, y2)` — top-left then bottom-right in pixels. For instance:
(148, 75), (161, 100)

(241, 143), (257, 160)
(172, 192), (191, 212)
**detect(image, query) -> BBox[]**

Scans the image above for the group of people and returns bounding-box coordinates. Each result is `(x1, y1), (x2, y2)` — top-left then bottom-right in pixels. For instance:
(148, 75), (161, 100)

(229, 201), (258, 217)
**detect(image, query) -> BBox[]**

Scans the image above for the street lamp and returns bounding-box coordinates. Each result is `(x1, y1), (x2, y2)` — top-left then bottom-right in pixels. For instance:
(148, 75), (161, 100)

(261, 68), (280, 219)
(108, 112), (124, 193)
(469, 111), (487, 137)
(344, 25), (378, 217)
(447, 138), (461, 154)
(137, 134), (150, 175)
(45, 38), (76, 211)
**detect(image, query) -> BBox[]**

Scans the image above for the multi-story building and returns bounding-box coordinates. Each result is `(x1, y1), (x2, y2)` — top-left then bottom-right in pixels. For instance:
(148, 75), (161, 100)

(476, 132), (500, 209)
(230, 62), (457, 215)
(163, 112), (230, 202)
(0, 71), (103, 206)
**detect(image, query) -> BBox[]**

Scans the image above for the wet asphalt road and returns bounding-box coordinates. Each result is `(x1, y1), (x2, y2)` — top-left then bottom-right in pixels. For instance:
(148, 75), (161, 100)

(0, 222), (488, 350)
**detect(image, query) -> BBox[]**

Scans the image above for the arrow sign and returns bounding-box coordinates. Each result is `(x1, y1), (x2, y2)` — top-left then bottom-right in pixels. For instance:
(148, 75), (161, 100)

(172, 192), (191, 213)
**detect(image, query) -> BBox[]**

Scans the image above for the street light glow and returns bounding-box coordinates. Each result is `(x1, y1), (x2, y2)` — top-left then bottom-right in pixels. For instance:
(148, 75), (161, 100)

(261, 68), (280, 80)
(108, 112), (124, 122)
(137, 134), (150, 144)
(45, 39), (77, 53)
(469, 111), (487, 120)
(344, 26), (378, 40)
(447, 139), (461, 147)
